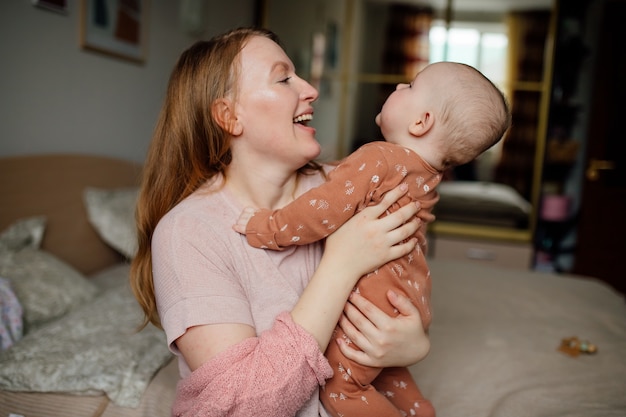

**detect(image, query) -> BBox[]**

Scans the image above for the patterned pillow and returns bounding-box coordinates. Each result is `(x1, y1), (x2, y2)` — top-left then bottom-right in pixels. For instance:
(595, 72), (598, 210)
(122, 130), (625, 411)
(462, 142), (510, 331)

(0, 218), (98, 331)
(83, 187), (139, 259)
(0, 277), (23, 350)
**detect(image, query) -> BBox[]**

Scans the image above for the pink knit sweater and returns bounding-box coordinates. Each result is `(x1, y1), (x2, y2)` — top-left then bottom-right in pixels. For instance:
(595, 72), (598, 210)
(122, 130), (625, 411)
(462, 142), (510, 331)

(173, 312), (332, 416)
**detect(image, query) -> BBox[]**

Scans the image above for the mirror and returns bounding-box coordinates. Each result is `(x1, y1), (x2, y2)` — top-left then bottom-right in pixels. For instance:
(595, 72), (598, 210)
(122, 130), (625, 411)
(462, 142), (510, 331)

(262, 0), (555, 241)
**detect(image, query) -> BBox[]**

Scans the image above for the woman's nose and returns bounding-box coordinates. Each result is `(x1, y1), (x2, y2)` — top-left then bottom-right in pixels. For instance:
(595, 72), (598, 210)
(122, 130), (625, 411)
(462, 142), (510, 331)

(300, 78), (319, 102)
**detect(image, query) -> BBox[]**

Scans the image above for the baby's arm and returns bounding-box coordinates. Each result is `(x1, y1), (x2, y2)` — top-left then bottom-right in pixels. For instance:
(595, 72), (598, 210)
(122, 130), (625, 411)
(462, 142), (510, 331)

(240, 152), (382, 250)
(242, 184), (345, 250)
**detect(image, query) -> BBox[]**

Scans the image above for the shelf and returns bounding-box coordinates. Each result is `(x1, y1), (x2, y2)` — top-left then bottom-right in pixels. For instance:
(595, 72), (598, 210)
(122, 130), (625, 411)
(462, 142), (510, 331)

(429, 221), (533, 243)
(510, 80), (547, 92)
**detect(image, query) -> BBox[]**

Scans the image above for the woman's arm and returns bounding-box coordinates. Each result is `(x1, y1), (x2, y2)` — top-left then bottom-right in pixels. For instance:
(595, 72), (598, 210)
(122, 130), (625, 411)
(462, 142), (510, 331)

(179, 183), (419, 367)
(173, 184), (419, 415)
(174, 313), (331, 417)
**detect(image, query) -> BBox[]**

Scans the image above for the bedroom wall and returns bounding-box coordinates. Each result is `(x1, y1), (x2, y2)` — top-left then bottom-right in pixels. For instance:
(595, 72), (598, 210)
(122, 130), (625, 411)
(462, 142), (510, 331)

(0, 0), (256, 163)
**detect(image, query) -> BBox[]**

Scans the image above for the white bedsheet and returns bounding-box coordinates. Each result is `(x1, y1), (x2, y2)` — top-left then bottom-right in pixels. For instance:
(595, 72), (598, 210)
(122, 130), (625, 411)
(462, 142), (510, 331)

(410, 259), (626, 417)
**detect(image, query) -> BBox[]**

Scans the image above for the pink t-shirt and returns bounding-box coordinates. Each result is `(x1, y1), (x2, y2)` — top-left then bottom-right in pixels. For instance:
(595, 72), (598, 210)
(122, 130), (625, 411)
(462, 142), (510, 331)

(152, 172), (332, 417)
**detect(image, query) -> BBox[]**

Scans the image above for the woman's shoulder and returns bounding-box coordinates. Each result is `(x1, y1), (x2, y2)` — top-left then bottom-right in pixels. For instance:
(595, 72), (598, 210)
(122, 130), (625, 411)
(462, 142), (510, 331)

(155, 180), (234, 240)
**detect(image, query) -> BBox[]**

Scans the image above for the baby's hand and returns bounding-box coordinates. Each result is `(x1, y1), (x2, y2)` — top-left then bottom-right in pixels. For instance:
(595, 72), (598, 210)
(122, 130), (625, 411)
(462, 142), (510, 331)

(233, 207), (257, 234)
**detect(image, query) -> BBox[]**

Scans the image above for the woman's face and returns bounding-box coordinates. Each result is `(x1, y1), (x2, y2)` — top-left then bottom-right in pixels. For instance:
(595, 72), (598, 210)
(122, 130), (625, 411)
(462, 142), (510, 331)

(233, 36), (320, 171)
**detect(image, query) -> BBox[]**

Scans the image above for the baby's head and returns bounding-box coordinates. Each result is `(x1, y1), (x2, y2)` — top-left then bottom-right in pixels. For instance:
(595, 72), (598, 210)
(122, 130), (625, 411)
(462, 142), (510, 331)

(376, 62), (511, 170)
(429, 62), (511, 168)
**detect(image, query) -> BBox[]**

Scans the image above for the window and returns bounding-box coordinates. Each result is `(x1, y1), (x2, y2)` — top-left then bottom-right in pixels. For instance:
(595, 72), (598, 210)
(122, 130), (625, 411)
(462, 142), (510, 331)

(429, 21), (509, 181)
(429, 22), (508, 87)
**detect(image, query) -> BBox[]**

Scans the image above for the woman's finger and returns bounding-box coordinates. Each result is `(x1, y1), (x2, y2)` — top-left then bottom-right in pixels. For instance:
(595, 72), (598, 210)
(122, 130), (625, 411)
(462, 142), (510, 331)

(374, 197), (420, 236)
(364, 183), (410, 219)
(386, 214), (420, 245)
(341, 293), (387, 353)
(337, 336), (372, 366)
(417, 209), (436, 224)
(346, 291), (387, 329)
(337, 305), (378, 365)
(387, 289), (420, 319)
(337, 293), (388, 366)
(338, 298), (373, 349)
(337, 310), (369, 353)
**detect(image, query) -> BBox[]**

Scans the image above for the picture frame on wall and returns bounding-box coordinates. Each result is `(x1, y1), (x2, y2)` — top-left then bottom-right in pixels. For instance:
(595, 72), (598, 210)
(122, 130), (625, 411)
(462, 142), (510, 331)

(32, 0), (68, 14)
(80, 0), (149, 63)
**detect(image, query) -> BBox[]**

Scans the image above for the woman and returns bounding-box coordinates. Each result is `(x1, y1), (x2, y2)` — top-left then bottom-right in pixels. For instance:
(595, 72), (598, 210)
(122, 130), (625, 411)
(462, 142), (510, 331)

(130, 27), (430, 417)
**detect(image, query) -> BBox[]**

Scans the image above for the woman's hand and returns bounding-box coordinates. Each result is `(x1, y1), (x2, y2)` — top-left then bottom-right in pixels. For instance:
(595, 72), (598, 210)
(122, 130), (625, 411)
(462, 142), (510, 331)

(324, 183), (421, 278)
(293, 183), (422, 353)
(337, 289), (430, 368)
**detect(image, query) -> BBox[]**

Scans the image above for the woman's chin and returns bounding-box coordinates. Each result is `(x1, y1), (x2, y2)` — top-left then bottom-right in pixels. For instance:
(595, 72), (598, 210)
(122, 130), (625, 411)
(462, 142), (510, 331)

(308, 143), (322, 161)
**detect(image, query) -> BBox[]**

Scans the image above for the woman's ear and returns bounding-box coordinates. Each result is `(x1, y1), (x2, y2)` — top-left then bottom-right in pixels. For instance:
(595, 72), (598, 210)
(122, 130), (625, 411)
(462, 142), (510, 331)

(212, 98), (242, 135)
(408, 111), (434, 137)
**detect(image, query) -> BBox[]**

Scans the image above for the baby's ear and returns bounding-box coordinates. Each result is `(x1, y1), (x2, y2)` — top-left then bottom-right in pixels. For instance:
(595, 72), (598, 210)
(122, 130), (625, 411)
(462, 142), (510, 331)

(408, 111), (434, 137)
(212, 98), (243, 135)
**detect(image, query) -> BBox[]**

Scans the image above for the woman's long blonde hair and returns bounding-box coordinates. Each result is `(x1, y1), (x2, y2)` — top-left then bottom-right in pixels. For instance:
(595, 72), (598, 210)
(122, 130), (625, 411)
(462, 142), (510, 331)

(131, 28), (321, 329)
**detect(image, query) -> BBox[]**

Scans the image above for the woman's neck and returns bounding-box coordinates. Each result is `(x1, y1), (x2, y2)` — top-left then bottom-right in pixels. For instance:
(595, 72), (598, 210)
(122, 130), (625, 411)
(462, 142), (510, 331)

(225, 162), (299, 210)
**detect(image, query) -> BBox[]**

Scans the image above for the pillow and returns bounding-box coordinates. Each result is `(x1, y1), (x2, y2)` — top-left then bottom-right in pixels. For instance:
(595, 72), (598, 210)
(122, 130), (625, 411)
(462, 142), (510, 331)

(0, 216), (46, 251)
(0, 267), (173, 407)
(0, 218), (98, 330)
(84, 187), (139, 259)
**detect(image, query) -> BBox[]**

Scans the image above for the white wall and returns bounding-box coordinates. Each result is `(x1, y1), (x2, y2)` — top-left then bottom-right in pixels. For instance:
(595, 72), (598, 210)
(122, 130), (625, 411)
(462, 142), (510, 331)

(0, 0), (256, 163)
(264, 0), (349, 162)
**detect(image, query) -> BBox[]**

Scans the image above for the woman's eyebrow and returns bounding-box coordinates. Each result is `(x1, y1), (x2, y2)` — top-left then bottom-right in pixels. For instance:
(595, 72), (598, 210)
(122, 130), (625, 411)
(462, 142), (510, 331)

(270, 61), (291, 74)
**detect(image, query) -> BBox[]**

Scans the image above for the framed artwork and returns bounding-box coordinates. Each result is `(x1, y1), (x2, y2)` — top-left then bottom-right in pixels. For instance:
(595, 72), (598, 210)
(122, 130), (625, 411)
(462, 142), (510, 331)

(80, 0), (149, 63)
(32, 0), (68, 14)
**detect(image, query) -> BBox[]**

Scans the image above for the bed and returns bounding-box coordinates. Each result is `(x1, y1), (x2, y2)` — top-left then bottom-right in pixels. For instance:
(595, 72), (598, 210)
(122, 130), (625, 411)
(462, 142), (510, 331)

(413, 259), (626, 417)
(433, 181), (532, 228)
(1, 154), (625, 417)
(0, 154), (177, 417)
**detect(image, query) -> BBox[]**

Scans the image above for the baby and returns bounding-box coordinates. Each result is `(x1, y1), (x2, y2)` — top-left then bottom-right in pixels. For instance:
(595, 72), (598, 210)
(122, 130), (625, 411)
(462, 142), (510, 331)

(234, 62), (511, 417)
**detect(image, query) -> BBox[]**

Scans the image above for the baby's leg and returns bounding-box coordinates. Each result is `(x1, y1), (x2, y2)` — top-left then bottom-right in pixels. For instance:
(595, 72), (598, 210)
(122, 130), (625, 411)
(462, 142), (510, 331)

(321, 327), (405, 417)
(373, 367), (435, 417)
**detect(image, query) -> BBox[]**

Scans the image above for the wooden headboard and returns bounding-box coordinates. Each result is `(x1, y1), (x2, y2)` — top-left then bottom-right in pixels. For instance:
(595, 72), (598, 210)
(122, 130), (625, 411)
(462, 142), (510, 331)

(0, 154), (142, 275)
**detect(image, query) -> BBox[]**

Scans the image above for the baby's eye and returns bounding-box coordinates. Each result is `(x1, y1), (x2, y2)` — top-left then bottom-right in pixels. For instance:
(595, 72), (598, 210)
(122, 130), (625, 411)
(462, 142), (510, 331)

(279, 76), (292, 84)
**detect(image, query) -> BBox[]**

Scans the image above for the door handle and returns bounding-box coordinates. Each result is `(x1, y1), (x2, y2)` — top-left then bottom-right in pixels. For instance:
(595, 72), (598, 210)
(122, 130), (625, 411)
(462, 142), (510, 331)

(586, 159), (615, 181)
